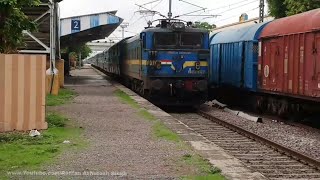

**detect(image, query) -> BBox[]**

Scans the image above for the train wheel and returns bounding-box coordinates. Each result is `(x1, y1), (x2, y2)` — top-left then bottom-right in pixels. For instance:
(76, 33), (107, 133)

(254, 96), (264, 114)
(277, 99), (288, 117)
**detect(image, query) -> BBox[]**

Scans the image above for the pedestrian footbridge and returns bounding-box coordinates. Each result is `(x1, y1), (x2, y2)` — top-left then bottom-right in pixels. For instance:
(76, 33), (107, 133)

(60, 11), (123, 48)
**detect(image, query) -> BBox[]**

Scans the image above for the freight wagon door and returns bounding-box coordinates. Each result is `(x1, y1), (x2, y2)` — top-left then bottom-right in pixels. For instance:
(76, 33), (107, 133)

(314, 34), (320, 96)
(262, 41), (279, 90)
(270, 42), (279, 89)
(209, 44), (221, 85)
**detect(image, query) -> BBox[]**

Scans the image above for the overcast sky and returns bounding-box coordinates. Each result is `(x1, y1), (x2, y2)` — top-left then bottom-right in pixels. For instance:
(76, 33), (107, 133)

(59, 0), (269, 41)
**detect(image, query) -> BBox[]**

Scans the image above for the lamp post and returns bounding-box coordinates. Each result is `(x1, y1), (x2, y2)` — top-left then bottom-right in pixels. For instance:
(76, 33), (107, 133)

(120, 23), (129, 39)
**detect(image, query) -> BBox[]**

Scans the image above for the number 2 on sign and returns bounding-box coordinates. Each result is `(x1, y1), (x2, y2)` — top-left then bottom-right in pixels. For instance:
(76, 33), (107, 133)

(74, 21), (79, 29)
(71, 20), (80, 31)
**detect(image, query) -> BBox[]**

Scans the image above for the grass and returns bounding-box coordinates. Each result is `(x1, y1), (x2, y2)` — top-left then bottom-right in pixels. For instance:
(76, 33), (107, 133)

(153, 121), (181, 142)
(46, 88), (76, 106)
(182, 174), (226, 180)
(114, 89), (139, 109)
(115, 89), (180, 142)
(181, 154), (225, 180)
(138, 109), (157, 122)
(0, 113), (85, 178)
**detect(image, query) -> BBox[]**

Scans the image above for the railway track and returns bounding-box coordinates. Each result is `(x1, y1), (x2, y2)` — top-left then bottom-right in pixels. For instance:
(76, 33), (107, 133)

(170, 109), (320, 180)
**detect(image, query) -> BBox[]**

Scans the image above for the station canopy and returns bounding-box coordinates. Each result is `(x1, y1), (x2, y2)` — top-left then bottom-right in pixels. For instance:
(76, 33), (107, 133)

(60, 11), (123, 48)
(21, 2), (123, 54)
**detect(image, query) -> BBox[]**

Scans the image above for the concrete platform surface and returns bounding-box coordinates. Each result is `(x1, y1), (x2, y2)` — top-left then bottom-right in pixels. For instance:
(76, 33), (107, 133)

(46, 65), (266, 180)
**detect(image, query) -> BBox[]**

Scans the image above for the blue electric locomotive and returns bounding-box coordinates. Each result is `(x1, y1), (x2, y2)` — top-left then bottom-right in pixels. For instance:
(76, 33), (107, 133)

(92, 19), (210, 106)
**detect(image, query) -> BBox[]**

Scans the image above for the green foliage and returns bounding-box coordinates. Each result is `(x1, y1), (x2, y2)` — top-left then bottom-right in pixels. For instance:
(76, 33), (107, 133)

(65, 44), (93, 60)
(0, 113), (85, 177)
(114, 89), (140, 109)
(153, 121), (181, 142)
(181, 154), (225, 180)
(267, 0), (320, 18)
(46, 88), (76, 106)
(194, 22), (216, 31)
(79, 44), (92, 59)
(47, 112), (68, 127)
(138, 109), (157, 122)
(284, 0), (320, 16)
(0, 133), (25, 143)
(267, 0), (288, 18)
(0, 0), (40, 53)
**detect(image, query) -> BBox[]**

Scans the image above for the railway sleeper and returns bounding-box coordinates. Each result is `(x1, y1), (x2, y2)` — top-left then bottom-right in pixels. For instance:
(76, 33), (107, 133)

(248, 164), (308, 168)
(266, 173), (320, 179)
(257, 168), (319, 174)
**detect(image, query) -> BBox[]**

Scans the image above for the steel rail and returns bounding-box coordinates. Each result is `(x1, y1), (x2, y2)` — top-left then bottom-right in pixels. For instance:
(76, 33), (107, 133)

(198, 109), (320, 170)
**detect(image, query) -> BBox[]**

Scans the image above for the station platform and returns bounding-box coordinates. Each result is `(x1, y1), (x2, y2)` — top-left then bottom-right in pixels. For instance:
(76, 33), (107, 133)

(46, 65), (265, 179)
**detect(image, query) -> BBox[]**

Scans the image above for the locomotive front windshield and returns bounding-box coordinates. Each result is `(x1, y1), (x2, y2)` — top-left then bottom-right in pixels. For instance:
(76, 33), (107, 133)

(154, 32), (203, 49)
(154, 33), (176, 47)
(180, 33), (202, 48)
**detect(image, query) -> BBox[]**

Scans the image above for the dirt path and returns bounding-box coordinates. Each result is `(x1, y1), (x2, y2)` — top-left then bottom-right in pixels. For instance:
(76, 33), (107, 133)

(45, 67), (193, 179)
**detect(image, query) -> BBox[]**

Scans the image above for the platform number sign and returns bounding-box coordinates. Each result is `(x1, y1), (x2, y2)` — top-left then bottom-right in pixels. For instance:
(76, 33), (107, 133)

(71, 20), (81, 32)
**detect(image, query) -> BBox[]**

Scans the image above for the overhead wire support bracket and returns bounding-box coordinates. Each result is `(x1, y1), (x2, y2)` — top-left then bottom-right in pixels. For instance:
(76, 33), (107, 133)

(178, 0), (206, 10)
(135, 3), (167, 18)
(141, 0), (162, 6)
(173, 8), (207, 18)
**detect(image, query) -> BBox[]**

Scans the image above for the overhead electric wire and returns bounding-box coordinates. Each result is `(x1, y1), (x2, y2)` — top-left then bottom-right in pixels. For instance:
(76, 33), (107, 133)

(194, 0), (259, 22)
(124, 30), (139, 35)
(130, 16), (146, 26)
(128, 0), (161, 28)
(140, 0), (161, 6)
(178, 0), (206, 10)
(150, 0), (163, 21)
(213, 6), (259, 23)
(151, 0), (163, 9)
(191, 0), (256, 21)
(174, 8), (207, 18)
(217, 0), (259, 15)
(135, 3), (167, 18)
(206, 0), (256, 12)
(128, 11), (137, 23)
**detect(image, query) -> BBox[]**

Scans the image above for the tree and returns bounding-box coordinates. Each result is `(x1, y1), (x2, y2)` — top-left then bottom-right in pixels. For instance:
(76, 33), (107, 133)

(284, 0), (320, 16)
(64, 44), (92, 60)
(267, 0), (287, 18)
(0, 0), (40, 53)
(267, 0), (320, 18)
(79, 44), (92, 59)
(194, 22), (216, 31)
(62, 44), (92, 67)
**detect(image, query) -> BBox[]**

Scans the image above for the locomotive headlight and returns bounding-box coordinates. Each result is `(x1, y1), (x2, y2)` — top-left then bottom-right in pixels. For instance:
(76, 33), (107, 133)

(172, 22), (185, 30)
(155, 61), (162, 69)
(195, 61), (201, 70)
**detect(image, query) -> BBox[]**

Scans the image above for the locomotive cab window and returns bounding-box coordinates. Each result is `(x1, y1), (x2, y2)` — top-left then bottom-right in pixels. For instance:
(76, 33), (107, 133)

(154, 32), (177, 48)
(180, 33), (203, 48)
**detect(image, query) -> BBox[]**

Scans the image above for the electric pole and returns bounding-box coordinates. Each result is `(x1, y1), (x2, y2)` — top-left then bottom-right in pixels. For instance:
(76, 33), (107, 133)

(259, 0), (265, 23)
(120, 22), (129, 39)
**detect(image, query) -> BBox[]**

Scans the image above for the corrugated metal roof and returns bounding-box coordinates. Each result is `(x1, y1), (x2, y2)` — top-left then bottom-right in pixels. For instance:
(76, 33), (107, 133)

(60, 11), (117, 20)
(60, 11), (123, 47)
(211, 16), (274, 34)
(261, 8), (320, 38)
(210, 22), (269, 44)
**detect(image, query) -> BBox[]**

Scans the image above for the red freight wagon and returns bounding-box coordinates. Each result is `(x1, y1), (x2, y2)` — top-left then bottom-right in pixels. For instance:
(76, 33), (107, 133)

(259, 9), (320, 102)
